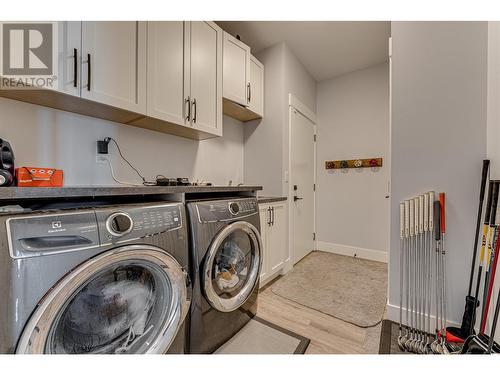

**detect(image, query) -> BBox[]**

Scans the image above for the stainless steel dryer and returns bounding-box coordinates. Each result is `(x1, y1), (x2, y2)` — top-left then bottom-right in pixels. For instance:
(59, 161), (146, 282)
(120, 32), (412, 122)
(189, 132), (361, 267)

(0, 201), (191, 354)
(187, 197), (262, 353)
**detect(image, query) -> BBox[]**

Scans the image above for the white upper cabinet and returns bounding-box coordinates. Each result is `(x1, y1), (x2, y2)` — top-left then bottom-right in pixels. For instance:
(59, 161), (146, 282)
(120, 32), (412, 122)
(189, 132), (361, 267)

(223, 32), (250, 107)
(1, 21), (223, 140)
(186, 21), (223, 136)
(248, 55), (264, 117)
(54, 22), (81, 97)
(81, 22), (147, 113)
(146, 22), (187, 125)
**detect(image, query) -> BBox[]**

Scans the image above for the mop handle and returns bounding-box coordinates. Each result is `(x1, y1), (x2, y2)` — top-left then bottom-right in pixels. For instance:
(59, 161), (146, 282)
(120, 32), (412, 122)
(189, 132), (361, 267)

(410, 199), (415, 237)
(424, 193), (429, 232)
(400, 203), (405, 239)
(405, 200), (410, 238)
(439, 192), (446, 234)
(434, 201), (441, 242)
(428, 191), (434, 231)
(414, 197), (419, 237)
(419, 195), (424, 234)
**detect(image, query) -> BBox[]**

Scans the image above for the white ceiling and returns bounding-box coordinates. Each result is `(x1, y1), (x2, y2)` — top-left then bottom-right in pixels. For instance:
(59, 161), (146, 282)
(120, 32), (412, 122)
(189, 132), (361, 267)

(216, 21), (390, 82)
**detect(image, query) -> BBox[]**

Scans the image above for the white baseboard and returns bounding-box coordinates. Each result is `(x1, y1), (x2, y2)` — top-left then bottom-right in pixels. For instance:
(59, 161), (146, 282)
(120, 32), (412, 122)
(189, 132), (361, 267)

(386, 302), (459, 330)
(316, 241), (388, 263)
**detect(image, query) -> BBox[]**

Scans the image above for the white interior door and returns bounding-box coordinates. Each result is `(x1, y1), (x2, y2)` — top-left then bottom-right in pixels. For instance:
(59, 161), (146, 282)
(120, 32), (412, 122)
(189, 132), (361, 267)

(290, 107), (316, 264)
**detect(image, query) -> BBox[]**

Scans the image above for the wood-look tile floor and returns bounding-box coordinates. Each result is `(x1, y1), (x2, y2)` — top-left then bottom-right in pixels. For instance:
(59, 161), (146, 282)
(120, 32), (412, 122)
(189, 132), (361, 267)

(257, 277), (379, 354)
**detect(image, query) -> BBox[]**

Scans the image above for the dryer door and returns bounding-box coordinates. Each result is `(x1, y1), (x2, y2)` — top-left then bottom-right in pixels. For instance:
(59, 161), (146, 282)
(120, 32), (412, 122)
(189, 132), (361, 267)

(203, 221), (262, 312)
(16, 245), (190, 354)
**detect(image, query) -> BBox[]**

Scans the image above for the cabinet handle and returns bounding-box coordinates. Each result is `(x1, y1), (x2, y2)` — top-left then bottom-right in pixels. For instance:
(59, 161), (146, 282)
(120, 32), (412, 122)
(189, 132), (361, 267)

(192, 98), (197, 123)
(185, 96), (191, 122)
(247, 82), (251, 103)
(87, 53), (91, 91)
(73, 48), (77, 88)
(271, 207), (275, 226)
(267, 207), (271, 226)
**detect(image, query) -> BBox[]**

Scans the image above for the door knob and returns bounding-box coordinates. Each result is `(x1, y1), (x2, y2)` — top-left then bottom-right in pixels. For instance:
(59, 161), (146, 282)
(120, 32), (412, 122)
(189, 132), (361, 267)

(293, 196), (303, 202)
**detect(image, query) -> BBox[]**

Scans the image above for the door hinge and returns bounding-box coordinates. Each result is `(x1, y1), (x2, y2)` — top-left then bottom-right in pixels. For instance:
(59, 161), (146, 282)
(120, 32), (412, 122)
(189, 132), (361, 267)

(313, 134), (317, 142)
(313, 233), (316, 241)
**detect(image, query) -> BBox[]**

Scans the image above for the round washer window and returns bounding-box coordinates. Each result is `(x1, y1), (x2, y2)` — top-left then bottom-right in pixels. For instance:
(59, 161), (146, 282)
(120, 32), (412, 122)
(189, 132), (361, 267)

(46, 260), (172, 354)
(16, 246), (190, 355)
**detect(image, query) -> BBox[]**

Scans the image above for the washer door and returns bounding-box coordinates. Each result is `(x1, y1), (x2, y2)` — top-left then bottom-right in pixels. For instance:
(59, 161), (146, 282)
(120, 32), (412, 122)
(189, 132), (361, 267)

(203, 221), (262, 312)
(16, 245), (190, 354)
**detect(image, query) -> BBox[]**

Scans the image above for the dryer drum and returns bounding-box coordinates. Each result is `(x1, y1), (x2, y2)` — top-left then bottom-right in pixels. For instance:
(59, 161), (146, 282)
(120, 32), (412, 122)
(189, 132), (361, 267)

(203, 221), (262, 312)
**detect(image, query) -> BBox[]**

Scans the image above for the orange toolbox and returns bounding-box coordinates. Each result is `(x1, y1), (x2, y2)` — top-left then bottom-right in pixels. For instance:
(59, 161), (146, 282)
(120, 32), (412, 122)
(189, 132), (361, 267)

(15, 167), (64, 188)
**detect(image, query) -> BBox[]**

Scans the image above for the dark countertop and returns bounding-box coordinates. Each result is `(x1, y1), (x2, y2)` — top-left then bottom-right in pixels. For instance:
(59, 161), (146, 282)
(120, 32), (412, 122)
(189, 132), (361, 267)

(257, 196), (288, 204)
(0, 185), (263, 201)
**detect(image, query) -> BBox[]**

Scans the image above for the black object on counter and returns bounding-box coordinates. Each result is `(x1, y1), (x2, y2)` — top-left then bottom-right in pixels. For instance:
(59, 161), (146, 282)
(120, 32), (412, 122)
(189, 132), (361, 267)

(0, 139), (15, 187)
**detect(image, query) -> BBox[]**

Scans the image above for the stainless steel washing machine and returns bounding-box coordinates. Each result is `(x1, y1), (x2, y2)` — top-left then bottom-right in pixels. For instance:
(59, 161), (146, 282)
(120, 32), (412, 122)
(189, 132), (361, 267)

(187, 197), (262, 353)
(0, 201), (191, 354)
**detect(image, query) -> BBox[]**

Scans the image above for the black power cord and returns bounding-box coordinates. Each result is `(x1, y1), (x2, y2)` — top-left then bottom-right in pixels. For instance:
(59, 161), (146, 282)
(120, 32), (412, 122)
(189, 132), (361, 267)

(103, 137), (156, 186)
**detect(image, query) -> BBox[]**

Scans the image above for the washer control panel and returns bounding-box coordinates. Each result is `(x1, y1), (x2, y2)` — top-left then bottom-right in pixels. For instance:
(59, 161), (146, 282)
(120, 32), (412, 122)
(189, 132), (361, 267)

(7, 211), (99, 259)
(96, 203), (182, 243)
(196, 198), (258, 223)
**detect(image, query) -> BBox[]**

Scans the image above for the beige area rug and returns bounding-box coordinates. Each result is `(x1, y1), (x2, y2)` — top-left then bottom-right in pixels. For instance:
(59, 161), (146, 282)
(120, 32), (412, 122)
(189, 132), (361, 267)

(271, 251), (388, 328)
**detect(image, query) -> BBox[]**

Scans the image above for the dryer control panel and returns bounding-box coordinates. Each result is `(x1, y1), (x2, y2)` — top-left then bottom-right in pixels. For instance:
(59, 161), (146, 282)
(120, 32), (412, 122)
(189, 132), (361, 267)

(195, 198), (258, 223)
(96, 203), (183, 244)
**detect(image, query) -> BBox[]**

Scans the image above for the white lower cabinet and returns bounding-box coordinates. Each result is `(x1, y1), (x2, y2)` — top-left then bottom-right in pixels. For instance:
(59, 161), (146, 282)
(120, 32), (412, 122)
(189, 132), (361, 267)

(259, 201), (289, 287)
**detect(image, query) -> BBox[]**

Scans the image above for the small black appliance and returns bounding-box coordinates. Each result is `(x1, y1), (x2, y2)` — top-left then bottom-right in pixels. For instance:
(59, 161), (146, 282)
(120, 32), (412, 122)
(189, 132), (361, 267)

(0, 139), (15, 187)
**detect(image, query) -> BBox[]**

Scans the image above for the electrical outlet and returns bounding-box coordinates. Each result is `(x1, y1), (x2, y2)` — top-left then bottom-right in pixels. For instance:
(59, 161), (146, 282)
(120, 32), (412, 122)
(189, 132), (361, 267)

(96, 154), (108, 164)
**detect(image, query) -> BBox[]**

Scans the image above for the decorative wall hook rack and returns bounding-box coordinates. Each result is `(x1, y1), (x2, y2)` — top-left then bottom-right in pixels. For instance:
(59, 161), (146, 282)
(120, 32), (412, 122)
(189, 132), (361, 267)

(325, 158), (383, 170)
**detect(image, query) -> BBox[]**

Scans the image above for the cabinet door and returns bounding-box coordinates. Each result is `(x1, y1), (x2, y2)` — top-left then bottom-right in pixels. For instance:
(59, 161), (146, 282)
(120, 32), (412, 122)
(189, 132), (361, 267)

(146, 22), (188, 126)
(268, 203), (288, 273)
(81, 21), (146, 113)
(248, 55), (264, 116)
(259, 205), (270, 283)
(54, 22), (81, 97)
(223, 32), (251, 107)
(187, 21), (222, 136)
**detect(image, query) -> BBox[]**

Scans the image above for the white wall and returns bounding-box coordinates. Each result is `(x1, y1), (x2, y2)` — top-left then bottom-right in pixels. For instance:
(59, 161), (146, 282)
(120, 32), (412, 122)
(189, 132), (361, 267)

(389, 22), (488, 329)
(485, 21), (500, 340)
(244, 42), (317, 196)
(0, 98), (244, 186)
(244, 43), (285, 196)
(282, 44), (317, 197)
(487, 22), (500, 180)
(316, 63), (390, 262)
(283, 45), (317, 116)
